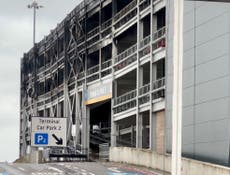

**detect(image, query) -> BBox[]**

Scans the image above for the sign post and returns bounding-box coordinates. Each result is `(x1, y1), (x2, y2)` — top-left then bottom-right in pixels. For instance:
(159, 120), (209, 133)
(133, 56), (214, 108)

(31, 117), (67, 147)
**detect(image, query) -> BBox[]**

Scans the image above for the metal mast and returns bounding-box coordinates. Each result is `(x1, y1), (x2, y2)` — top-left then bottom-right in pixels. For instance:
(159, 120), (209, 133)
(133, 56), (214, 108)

(28, 0), (43, 46)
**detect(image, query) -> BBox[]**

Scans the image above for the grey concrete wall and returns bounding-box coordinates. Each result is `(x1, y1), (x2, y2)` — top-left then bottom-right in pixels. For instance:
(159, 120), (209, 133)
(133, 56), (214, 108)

(166, 1), (230, 166)
(27, 149), (43, 163)
(110, 147), (230, 175)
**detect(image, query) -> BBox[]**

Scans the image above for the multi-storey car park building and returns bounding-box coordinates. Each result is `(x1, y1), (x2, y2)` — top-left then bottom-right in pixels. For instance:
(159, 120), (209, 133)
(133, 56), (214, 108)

(20, 0), (167, 159)
(20, 0), (230, 167)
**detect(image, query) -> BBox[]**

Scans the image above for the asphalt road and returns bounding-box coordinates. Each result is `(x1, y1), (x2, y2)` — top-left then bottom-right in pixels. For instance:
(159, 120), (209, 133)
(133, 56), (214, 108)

(0, 162), (160, 175)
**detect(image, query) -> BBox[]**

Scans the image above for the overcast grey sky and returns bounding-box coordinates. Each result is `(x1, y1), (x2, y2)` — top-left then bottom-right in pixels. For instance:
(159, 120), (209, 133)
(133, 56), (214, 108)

(0, 0), (80, 162)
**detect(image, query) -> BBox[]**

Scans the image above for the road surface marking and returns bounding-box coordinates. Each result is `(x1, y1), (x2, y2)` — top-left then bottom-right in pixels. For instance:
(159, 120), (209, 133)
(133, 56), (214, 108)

(18, 167), (25, 171)
(88, 173), (95, 175)
(108, 167), (122, 173)
(31, 173), (62, 175)
(48, 167), (63, 173)
(80, 173), (87, 175)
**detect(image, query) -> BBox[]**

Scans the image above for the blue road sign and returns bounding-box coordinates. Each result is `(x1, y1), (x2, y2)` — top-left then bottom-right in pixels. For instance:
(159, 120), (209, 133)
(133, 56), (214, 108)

(34, 133), (48, 145)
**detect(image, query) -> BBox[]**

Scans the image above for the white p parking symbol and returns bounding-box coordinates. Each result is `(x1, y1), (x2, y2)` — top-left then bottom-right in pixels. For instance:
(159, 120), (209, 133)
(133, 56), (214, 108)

(38, 135), (44, 143)
(35, 133), (48, 145)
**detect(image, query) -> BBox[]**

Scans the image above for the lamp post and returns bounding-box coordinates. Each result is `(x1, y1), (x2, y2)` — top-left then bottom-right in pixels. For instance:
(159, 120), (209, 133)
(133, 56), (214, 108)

(28, 0), (43, 46)
(27, 0), (43, 163)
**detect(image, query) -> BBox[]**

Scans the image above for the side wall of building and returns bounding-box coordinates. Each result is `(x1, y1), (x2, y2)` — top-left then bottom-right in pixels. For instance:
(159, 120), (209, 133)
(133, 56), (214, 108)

(166, 0), (230, 166)
(110, 147), (230, 175)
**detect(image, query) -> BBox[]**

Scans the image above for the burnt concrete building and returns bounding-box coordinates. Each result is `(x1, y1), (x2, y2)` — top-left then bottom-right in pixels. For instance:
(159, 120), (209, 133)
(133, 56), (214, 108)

(20, 0), (230, 167)
(20, 0), (166, 160)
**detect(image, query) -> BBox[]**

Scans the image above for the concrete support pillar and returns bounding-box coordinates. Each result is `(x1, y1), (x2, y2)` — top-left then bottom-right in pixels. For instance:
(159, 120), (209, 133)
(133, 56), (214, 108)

(135, 0), (141, 149)
(142, 115), (149, 148)
(75, 92), (82, 146)
(111, 80), (118, 147)
(136, 114), (143, 148)
(82, 92), (90, 157)
(139, 66), (144, 87)
(131, 125), (135, 146)
(111, 0), (118, 146)
(139, 19), (144, 41)
(99, 48), (102, 79)
(152, 63), (157, 81)
(112, 41), (118, 56)
(65, 99), (72, 145)
(150, 112), (156, 150)
(152, 15), (157, 34)
(111, 118), (117, 147)
(58, 102), (61, 117)
(149, 0), (154, 151)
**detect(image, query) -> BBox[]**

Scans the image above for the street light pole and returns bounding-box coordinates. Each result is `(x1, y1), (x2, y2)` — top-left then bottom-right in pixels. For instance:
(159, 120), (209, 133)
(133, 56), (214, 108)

(28, 0), (43, 46)
(33, 5), (36, 46)
(27, 0), (43, 163)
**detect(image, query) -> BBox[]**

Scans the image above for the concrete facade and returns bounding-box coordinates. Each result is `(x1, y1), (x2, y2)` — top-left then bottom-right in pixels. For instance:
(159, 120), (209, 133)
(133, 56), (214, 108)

(110, 147), (230, 175)
(166, 1), (230, 166)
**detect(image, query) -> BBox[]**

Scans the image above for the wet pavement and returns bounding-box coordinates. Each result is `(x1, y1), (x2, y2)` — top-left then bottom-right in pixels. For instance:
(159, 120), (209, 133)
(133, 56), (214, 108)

(0, 161), (166, 175)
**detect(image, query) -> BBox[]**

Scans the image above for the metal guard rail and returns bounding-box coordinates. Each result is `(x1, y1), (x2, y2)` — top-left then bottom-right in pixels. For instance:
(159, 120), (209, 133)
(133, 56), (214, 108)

(113, 100), (137, 114)
(139, 83), (150, 95)
(78, 19), (112, 44)
(113, 77), (165, 108)
(101, 59), (112, 70)
(153, 27), (166, 41)
(77, 79), (84, 86)
(139, 35), (151, 49)
(153, 38), (165, 51)
(76, 60), (112, 81)
(115, 44), (137, 63)
(114, 0), (137, 22)
(139, 0), (150, 11)
(101, 19), (112, 30)
(87, 35), (100, 47)
(87, 65), (99, 76)
(152, 77), (165, 90)
(78, 71), (85, 79)
(139, 27), (165, 51)
(113, 89), (137, 106)
(87, 26), (100, 39)
(87, 74), (99, 83)
(77, 36), (85, 45)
